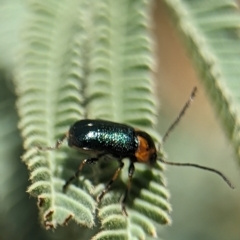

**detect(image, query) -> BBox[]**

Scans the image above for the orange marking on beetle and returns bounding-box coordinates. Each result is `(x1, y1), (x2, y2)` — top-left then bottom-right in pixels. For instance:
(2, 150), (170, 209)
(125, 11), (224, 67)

(135, 135), (156, 163)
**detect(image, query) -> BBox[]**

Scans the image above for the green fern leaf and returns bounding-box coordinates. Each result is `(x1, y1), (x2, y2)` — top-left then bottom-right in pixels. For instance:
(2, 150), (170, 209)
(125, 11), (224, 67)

(16, 0), (95, 228)
(163, 0), (240, 161)
(15, 0), (171, 238)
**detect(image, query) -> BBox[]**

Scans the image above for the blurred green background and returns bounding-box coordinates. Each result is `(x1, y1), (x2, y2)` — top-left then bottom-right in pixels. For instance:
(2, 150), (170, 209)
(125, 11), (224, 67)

(0, 0), (240, 240)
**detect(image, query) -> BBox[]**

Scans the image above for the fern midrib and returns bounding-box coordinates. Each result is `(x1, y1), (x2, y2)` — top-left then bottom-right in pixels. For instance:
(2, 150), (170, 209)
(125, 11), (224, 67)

(43, 1), (72, 213)
(81, 2), (94, 112)
(110, 1), (128, 122)
(45, 40), (61, 213)
(45, 0), (94, 221)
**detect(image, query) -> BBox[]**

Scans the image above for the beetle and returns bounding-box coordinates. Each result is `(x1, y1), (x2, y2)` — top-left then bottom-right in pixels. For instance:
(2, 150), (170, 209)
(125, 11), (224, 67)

(37, 87), (234, 216)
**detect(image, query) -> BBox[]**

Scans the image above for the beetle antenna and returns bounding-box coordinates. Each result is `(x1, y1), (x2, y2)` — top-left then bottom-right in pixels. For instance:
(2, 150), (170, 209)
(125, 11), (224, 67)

(159, 86), (234, 189)
(162, 87), (197, 143)
(158, 157), (234, 189)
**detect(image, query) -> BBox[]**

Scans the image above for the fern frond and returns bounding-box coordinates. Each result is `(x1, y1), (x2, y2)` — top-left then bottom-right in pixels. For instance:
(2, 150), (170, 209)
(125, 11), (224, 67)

(163, 0), (240, 161)
(15, 0), (171, 238)
(16, 0), (94, 228)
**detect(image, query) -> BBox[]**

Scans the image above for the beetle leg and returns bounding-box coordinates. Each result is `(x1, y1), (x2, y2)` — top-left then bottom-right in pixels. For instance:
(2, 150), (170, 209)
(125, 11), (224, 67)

(63, 157), (98, 192)
(120, 161), (135, 216)
(37, 133), (68, 151)
(97, 160), (124, 202)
